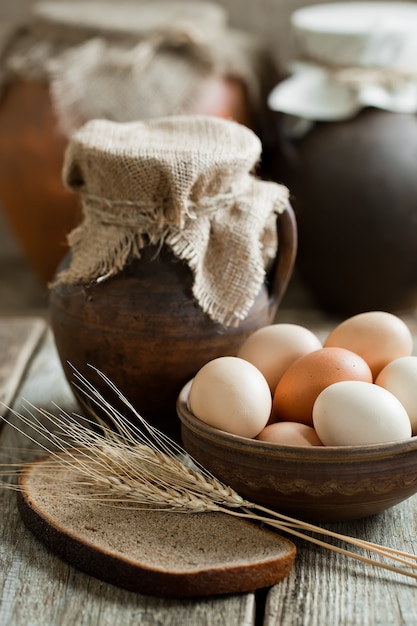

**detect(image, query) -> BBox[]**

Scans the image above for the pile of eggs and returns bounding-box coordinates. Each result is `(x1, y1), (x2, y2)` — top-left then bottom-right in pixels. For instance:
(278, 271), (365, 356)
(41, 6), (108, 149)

(188, 311), (417, 447)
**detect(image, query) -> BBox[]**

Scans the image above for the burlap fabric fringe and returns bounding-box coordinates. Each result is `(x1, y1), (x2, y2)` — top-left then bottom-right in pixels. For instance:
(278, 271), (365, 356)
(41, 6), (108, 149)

(55, 116), (289, 327)
(1, 2), (278, 138)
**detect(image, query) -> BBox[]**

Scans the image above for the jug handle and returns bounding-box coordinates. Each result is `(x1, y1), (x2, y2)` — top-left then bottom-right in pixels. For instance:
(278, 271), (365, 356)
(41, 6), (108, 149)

(268, 201), (297, 318)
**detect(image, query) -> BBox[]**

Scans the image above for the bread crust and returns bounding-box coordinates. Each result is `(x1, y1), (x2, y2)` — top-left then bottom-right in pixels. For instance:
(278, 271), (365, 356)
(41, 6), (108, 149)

(17, 454), (296, 598)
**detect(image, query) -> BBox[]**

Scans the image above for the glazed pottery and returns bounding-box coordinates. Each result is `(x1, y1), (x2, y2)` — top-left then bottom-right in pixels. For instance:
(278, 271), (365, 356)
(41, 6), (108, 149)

(268, 2), (417, 315)
(282, 108), (417, 315)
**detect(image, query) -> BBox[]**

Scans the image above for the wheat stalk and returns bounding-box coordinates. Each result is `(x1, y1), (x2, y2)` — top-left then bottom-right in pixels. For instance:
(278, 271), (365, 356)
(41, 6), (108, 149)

(2, 365), (417, 582)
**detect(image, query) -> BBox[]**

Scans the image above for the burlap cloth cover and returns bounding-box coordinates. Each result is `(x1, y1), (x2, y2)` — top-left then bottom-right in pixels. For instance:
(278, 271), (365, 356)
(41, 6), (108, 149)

(55, 116), (289, 327)
(1, 1), (277, 138)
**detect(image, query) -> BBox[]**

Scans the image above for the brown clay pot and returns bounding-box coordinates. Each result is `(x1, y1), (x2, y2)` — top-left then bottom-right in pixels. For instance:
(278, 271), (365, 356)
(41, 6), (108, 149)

(178, 379), (417, 522)
(278, 108), (417, 315)
(49, 205), (297, 443)
(0, 80), (82, 284)
(0, 76), (255, 284)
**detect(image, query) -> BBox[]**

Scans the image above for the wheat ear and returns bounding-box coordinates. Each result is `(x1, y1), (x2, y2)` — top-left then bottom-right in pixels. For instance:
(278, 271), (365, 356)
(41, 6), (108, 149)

(1, 364), (417, 582)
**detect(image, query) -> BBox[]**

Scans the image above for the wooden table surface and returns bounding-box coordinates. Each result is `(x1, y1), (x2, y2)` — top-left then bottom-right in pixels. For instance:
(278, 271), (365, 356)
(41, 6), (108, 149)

(1, 313), (417, 626)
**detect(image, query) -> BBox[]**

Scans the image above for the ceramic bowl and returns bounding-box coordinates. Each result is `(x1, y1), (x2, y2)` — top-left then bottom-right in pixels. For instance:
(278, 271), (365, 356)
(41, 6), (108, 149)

(177, 380), (417, 522)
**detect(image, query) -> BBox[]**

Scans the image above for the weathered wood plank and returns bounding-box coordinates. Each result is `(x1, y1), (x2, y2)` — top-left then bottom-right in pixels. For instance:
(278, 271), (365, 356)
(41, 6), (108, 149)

(263, 311), (417, 626)
(0, 324), (257, 626)
(0, 316), (46, 418)
(263, 501), (417, 626)
(3, 313), (417, 625)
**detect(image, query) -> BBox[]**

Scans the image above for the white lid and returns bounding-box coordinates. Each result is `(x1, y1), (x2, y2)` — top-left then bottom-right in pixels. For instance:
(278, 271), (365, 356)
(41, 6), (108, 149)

(291, 2), (417, 68)
(268, 2), (417, 123)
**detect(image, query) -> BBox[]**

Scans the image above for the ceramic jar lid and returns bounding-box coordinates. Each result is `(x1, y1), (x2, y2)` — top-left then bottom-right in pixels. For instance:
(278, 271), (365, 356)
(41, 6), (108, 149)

(291, 2), (417, 69)
(268, 2), (417, 123)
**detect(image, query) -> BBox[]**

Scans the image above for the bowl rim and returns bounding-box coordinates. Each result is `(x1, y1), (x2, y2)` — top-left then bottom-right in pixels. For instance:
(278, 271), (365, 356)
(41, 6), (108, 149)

(177, 379), (417, 462)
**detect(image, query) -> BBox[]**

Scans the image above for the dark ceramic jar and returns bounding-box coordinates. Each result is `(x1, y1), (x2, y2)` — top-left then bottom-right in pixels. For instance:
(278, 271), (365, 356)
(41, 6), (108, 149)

(49, 117), (297, 442)
(269, 2), (417, 315)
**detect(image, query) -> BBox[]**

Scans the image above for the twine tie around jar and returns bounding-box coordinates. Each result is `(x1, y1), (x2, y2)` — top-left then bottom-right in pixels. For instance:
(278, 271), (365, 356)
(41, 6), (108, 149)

(328, 65), (417, 91)
(79, 182), (254, 231)
(55, 116), (289, 327)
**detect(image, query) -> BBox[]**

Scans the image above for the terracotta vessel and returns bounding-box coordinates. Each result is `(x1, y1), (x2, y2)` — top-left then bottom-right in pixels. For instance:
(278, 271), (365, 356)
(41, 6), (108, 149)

(0, 76), (254, 284)
(0, 0), (275, 284)
(49, 204), (297, 442)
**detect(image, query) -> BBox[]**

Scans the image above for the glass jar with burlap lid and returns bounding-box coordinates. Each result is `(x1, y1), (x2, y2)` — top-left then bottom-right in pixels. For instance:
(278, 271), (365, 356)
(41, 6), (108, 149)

(268, 2), (417, 315)
(0, 0), (279, 284)
(49, 115), (296, 442)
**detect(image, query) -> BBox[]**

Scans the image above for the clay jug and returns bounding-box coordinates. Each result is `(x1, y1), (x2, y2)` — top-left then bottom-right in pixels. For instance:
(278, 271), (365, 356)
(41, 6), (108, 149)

(268, 2), (417, 315)
(49, 116), (297, 442)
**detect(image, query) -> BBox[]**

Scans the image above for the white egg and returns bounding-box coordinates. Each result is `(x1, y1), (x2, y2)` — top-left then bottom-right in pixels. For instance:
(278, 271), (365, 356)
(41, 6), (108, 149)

(189, 356), (272, 438)
(375, 356), (417, 435)
(312, 380), (412, 446)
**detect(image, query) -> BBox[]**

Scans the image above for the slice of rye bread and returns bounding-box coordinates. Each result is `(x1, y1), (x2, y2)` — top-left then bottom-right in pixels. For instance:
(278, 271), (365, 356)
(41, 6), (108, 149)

(17, 454), (296, 598)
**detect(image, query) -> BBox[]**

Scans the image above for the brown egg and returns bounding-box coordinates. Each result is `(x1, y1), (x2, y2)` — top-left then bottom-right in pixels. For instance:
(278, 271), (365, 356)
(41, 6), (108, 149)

(324, 311), (413, 379)
(272, 347), (373, 426)
(256, 421), (323, 446)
